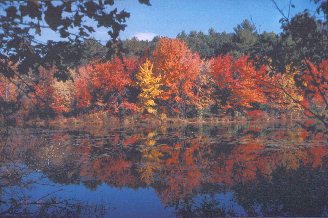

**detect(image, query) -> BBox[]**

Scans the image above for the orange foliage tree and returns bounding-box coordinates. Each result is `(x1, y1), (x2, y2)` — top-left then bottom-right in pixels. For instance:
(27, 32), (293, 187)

(297, 60), (328, 128)
(152, 38), (202, 117)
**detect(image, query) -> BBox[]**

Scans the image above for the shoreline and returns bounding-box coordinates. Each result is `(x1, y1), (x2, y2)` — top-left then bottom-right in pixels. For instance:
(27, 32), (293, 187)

(18, 112), (305, 132)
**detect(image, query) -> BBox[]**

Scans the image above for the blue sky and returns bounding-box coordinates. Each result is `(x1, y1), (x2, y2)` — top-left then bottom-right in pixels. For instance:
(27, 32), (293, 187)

(37, 0), (318, 42)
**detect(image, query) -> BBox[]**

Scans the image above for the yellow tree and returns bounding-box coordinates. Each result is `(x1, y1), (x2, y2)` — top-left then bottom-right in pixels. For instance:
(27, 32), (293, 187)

(195, 60), (215, 119)
(136, 59), (162, 114)
(261, 64), (304, 113)
(275, 66), (304, 112)
(51, 77), (75, 113)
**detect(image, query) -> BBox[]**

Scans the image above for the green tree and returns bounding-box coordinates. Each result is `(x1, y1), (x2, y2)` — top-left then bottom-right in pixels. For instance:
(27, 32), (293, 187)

(231, 19), (258, 57)
(122, 37), (153, 58)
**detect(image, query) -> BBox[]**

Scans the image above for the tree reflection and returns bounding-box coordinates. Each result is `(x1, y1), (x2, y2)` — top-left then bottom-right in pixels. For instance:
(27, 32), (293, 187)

(0, 122), (327, 216)
(138, 130), (163, 185)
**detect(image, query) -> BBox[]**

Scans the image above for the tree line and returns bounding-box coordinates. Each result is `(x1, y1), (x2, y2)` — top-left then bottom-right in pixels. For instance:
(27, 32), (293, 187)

(0, 1), (327, 131)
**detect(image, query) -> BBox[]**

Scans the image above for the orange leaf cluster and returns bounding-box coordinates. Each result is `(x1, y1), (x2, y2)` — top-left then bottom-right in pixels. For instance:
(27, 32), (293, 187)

(152, 38), (202, 113)
(302, 60), (328, 106)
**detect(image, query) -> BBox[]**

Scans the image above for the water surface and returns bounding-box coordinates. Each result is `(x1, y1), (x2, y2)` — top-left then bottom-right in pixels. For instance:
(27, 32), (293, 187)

(1, 121), (327, 217)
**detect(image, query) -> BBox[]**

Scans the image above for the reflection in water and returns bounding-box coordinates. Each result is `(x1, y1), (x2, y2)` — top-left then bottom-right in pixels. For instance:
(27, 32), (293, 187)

(0, 122), (327, 217)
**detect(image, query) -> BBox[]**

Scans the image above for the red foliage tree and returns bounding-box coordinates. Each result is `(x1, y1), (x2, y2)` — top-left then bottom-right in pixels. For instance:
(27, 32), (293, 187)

(298, 60), (328, 128)
(75, 57), (139, 114)
(0, 80), (5, 99)
(32, 68), (56, 114)
(210, 55), (267, 112)
(301, 60), (328, 107)
(75, 71), (92, 109)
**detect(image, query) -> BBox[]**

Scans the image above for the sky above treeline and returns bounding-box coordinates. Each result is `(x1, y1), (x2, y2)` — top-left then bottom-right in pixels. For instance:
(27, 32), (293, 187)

(38, 0), (318, 42)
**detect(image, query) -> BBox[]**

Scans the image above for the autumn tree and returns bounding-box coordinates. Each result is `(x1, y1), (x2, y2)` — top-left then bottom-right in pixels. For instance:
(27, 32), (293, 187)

(297, 60), (328, 129)
(258, 59), (327, 130)
(210, 55), (267, 116)
(152, 38), (202, 117)
(0, 0), (152, 122)
(74, 57), (139, 115)
(136, 59), (162, 114)
(194, 60), (215, 118)
(51, 71), (75, 113)
(260, 64), (304, 115)
(74, 69), (92, 109)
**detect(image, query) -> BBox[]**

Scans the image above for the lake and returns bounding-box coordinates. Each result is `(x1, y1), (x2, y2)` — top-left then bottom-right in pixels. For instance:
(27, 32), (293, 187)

(1, 121), (327, 217)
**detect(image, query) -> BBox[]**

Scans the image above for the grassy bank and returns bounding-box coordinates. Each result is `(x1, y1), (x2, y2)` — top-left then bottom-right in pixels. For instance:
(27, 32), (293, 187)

(21, 110), (305, 132)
